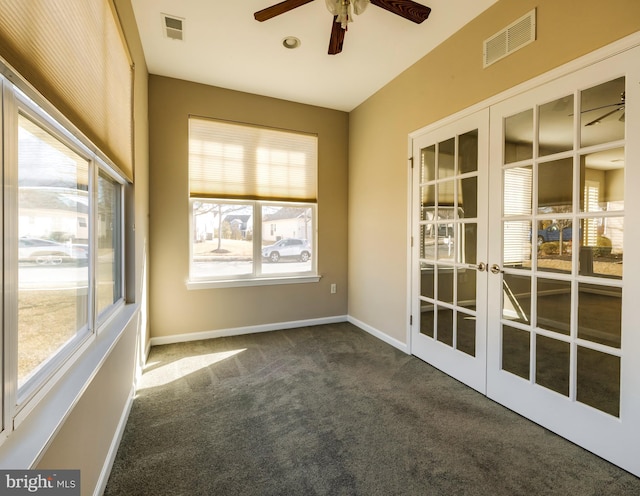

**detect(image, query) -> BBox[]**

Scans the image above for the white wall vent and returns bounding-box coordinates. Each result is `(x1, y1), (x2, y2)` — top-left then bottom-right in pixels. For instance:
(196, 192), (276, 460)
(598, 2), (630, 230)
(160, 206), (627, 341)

(483, 9), (536, 68)
(162, 14), (184, 41)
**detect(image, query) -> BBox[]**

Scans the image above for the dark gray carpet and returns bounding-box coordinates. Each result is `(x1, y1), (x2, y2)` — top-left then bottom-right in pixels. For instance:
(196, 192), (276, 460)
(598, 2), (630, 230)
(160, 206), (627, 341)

(104, 322), (640, 495)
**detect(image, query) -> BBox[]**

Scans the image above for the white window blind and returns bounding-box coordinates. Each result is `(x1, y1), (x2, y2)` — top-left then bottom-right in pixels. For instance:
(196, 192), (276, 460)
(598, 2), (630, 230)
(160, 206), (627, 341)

(189, 117), (318, 202)
(0, 0), (134, 180)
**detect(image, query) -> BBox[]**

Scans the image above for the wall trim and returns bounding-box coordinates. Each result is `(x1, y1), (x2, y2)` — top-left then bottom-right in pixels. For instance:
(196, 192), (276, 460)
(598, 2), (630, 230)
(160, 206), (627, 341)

(148, 315), (411, 355)
(94, 385), (135, 496)
(348, 316), (410, 354)
(149, 315), (349, 347)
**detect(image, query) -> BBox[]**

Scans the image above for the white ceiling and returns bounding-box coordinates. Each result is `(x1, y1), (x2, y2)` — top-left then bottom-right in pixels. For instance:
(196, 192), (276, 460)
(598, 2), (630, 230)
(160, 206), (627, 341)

(131, 0), (498, 112)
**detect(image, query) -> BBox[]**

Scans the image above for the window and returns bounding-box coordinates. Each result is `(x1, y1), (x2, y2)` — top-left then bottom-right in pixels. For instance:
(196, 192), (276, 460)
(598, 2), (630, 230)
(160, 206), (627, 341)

(188, 117), (318, 286)
(16, 111), (92, 399)
(97, 170), (123, 318)
(2, 75), (126, 437)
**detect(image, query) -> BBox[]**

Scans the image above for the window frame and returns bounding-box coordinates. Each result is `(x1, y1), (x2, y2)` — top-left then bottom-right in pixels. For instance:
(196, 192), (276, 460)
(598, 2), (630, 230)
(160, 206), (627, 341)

(0, 68), (128, 445)
(187, 117), (320, 289)
(187, 198), (319, 289)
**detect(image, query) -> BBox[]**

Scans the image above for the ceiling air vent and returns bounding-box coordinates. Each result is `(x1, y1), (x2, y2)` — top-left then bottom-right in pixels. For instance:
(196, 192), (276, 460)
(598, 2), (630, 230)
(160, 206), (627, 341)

(162, 14), (184, 41)
(484, 9), (536, 68)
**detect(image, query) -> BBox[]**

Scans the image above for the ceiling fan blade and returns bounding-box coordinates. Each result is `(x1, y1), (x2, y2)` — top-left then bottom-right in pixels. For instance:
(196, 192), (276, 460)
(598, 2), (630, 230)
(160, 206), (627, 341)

(584, 108), (622, 127)
(370, 0), (431, 24)
(328, 16), (346, 55)
(580, 102), (624, 114)
(254, 0), (315, 22)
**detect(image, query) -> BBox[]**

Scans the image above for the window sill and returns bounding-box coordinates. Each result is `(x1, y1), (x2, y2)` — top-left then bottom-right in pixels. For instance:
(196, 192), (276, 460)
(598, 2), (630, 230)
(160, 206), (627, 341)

(0, 303), (138, 468)
(186, 275), (321, 290)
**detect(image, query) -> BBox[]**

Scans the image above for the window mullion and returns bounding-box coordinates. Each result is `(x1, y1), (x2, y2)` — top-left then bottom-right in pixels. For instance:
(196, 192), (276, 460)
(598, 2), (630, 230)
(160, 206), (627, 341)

(89, 159), (97, 334)
(254, 202), (262, 277)
(2, 80), (19, 436)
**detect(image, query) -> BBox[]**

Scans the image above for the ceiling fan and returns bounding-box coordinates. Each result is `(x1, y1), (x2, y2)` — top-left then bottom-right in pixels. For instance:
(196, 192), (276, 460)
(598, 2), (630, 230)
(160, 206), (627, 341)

(583, 92), (625, 127)
(254, 0), (432, 55)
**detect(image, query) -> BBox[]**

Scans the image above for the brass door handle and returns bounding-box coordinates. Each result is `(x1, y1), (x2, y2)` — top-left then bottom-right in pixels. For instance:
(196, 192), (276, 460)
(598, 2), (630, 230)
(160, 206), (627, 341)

(490, 264), (502, 274)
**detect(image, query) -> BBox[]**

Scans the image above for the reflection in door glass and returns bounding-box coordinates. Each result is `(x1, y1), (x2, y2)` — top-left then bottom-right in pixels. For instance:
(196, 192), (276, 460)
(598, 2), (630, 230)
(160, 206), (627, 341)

(536, 335), (570, 396)
(436, 221), (455, 262)
(503, 221), (532, 269)
(421, 144), (436, 182)
(458, 177), (477, 218)
(502, 325), (530, 380)
(505, 109), (533, 164)
(503, 166), (532, 216)
(579, 216), (623, 279)
(457, 312), (476, 357)
(578, 283), (621, 348)
(580, 148), (624, 212)
(437, 307), (454, 346)
(421, 303), (435, 338)
(537, 158), (573, 213)
(539, 95), (574, 156)
(579, 147), (624, 279)
(437, 267), (454, 304)
(462, 224), (477, 265)
(421, 224), (436, 260)
(420, 263), (435, 299)
(457, 268), (476, 310)
(537, 278), (571, 335)
(577, 347), (620, 417)
(438, 179), (454, 208)
(458, 130), (478, 174)
(581, 77), (625, 147)
(438, 138), (455, 179)
(420, 184), (436, 220)
(502, 273), (531, 324)
(536, 219), (573, 275)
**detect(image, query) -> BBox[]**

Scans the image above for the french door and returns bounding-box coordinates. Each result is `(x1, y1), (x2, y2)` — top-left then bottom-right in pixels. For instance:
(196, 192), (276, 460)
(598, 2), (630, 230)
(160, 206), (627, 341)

(411, 45), (640, 475)
(411, 110), (489, 393)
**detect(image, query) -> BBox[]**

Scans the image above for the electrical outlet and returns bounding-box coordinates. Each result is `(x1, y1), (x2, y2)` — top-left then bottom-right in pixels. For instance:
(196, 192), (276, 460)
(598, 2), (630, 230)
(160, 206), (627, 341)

(330, 283), (337, 294)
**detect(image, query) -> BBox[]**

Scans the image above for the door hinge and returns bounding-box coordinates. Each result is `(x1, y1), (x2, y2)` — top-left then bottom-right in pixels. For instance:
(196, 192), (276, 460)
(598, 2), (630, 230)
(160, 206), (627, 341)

(410, 315), (413, 326)
(411, 236), (414, 247)
(409, 156), (414, 168)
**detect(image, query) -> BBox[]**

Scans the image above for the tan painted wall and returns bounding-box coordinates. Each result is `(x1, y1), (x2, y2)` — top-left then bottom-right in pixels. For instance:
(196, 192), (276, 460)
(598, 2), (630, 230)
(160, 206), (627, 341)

(36, 1), (149, 495)
(149, 76), (349, 338)
(348, 0), (640, 343)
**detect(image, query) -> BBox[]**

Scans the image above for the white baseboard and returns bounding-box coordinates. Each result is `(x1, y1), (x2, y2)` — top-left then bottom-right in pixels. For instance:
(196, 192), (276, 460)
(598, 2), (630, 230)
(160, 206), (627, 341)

(149, 315), (349, 347)
(94, 385), (135, 496)
(347, 316), (410, 354)
(149, 315), (411, 355)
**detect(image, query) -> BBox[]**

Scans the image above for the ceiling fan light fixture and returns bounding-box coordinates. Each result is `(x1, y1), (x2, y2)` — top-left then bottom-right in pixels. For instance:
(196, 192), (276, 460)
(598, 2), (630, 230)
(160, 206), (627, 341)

(282, 36), (301, 49)
(326, 0), (369, 29)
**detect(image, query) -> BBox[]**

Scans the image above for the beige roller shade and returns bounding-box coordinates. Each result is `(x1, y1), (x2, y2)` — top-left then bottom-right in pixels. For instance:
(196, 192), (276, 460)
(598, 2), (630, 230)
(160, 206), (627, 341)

(189, 117), (318, 202)
(0, 0), (134, 180)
